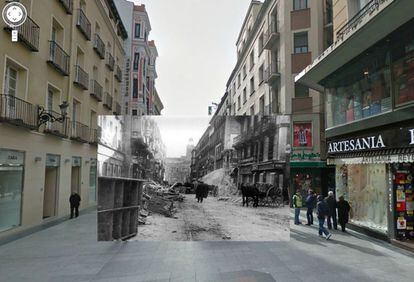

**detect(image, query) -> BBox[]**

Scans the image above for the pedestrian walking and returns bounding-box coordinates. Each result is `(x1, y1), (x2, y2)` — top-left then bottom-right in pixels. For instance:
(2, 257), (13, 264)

(337, 196), (351, 232)
(195, 180), (204, 203)
(292, 190), (303, 225)
(305, 190), (317, 225)
(325, 191), (338, 230)
(69, 192), (81, 219)
(317, 195), (332, 240)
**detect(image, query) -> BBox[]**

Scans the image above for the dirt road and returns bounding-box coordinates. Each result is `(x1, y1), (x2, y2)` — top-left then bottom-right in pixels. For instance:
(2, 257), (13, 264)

(132, 194), (290, 241)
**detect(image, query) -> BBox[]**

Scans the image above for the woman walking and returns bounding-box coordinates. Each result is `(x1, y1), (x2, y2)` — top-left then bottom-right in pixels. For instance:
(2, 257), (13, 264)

(337, 196), (351, 232)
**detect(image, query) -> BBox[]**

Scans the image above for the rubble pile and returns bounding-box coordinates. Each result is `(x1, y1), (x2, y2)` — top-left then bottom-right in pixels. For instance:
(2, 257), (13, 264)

(140, 181), (184, 219)
(201, 168), (238, 197)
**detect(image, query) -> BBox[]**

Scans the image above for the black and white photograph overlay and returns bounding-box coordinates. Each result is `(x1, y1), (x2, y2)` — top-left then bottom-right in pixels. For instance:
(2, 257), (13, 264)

(97, 115), (291, 241)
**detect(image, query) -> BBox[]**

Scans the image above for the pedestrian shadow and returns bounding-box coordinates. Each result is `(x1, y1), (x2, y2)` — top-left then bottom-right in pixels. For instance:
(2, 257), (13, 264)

(328, 238), (386, 257)
(290, 228), (328, 247)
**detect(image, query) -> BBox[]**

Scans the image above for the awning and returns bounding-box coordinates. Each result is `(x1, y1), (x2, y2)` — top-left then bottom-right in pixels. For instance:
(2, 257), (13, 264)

(328, 147), (414, 165)
(295, 0), (413, 91)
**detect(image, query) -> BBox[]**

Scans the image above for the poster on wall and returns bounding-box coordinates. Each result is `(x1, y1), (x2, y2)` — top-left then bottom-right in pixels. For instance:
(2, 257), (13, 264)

(293, 122), (313, 148)
(397, 217), (407, 230)
(396, 190), (406, 202)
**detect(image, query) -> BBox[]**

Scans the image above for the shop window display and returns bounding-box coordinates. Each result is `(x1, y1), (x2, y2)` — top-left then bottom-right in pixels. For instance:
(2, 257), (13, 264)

(293, 171), (322, 199)
(0, 166), (23, 232)
(393, 37), (414, 106)
(335, 164), (388, 233)
(391, 163), (414, 241)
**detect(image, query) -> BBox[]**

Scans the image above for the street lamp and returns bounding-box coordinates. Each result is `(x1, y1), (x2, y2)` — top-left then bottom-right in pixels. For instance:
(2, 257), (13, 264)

(37, 101), (69, 128)
(285, 144), (292, 206)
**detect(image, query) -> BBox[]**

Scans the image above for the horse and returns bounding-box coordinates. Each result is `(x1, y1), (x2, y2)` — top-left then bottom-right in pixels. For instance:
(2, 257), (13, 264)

(240, 183), (259, 207)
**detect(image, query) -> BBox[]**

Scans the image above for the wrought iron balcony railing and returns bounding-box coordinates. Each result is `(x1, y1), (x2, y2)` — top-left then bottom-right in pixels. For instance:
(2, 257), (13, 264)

(106, 52), (115, 71)
(76, 9), (91, 40)
(93, 34), (105, 59)
(263, 18), (279, 50)
(74, 65), (89, 90)
(103, 92), (113, 110)
(71, 121), (90, 143)
(89, 127), (101, 145)
(0, 94), (38, 129)
(113, 102), (121, 115)
(90, 80), (103, 102)
(264, 60), (280, 85)
(47, 41), (70, 76)
(4, 16), (40, 52)
(336, 0), (382, 39)
(114, 66), (122, 82)
(57, 0), (73, 14)
(43, 110), (70, 138)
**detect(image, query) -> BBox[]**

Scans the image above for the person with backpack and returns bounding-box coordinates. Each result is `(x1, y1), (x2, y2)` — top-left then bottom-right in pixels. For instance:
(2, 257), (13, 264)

(316, 195), (332, 240)
(337, 196), (351, 232)
(292, 190), (303, 225)
(305, 190), (317, 225)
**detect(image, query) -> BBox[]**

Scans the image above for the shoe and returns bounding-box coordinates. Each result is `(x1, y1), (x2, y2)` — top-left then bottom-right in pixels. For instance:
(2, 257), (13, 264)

(306, 223), (311, 226)
(319, 235), (324, 238)
(326, 234), (332, 240)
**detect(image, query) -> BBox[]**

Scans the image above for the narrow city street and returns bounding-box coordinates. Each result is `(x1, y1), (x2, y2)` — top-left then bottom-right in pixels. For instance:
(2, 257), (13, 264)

(1, 209), (414, 282)
(134, 195), (289, 241)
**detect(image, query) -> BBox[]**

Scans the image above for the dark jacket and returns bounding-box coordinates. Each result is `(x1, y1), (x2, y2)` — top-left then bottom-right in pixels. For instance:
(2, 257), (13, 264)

(69, 193), (81, 207)
(317, 200), (329, 219)
(337, 200), (351, 224)
(305, 194), (317, 209)
(325, 195), (336, 216)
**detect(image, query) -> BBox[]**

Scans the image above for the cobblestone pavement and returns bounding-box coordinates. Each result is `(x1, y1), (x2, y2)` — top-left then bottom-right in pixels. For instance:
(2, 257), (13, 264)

(0, 209), (413, 281)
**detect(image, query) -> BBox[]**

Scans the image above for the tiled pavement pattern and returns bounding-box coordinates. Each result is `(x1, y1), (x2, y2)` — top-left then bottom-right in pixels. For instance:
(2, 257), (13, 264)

(0, 210), (413, 282)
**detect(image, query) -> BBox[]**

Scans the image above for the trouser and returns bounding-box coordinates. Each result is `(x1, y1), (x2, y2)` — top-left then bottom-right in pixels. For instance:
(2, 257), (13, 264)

(294, 208), (301, 224)
(327, 213), (338, 230)
(70, 205), (79, 218)
(340, 223), (346, 232)
(197, 196), (203, 203)
(318, 218), (330, 236)
(306, 208), (314, 225)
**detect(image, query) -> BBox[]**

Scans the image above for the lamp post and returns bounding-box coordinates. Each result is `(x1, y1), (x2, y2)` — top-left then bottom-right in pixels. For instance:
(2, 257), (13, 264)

(285, 144), (292, 206)
(37, 101), (69, 128)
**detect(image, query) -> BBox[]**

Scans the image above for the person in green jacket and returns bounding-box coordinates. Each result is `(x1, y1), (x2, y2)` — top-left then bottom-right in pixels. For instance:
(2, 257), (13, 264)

(292, 190), (303, 225)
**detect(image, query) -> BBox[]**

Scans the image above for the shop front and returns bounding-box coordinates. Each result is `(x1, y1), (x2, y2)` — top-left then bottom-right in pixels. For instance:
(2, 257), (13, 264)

(327, 123), (414, 242)
(252, 161), (285, 187)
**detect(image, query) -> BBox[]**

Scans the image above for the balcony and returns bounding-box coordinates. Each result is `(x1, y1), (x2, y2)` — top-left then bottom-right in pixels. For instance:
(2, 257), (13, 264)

(114, 66), (122, 82)
(90, 80), (103, 102)
(90, 127), (101, 145)
(76, 9), (91, 40)
(264, 61), (280, 85)
(73, 65), (89, 90)
(43, 111), (70, 138)
(57, 0), (73, 14)
(291, 8), (311, 30)
(239, 156), (257, 165)
(106, 53), (115, 71)
(103, 92), (113, 110)
(71, 121), (90, 143)
(0, 94), (38, 129)
(113, 102), (122, 115)
(4, 16), (40, 52)
(257, 116), (277, 134)
(93, 34), (105, 59)
(47, 41), (70, 76)
(292, 52), (312, 74)
(263, 19), (279, 50)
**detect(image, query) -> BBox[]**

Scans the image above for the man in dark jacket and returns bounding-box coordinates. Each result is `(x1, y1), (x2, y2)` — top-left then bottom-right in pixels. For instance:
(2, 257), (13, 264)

(305, 190), (316, 225)
(337, 196), (351, 232)
(69, 192), (81, 219)
(317, 195), (332, 240)
(195, 181), (205, 203)
(325, 191), (338, 230)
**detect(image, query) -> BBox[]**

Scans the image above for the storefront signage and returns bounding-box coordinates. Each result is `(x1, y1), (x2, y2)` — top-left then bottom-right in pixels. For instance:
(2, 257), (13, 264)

(0, 149), (24, 165)
(327, 126), (414, 155)
(328, 153), (414, 165)
(291, 151), (321, 161)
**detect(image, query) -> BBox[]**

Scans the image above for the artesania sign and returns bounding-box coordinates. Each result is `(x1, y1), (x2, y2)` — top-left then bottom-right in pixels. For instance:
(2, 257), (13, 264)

(328, 135), (386, 153)
(327, 126), (414, 155)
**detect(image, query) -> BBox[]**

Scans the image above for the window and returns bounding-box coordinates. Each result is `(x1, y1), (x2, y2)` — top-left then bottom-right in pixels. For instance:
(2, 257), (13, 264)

(293, 0), (308, 10)
(237, 96), (241, 110)
(47, 89), (54, 111)
(294, 32), (308, 54)
(243, 88), (247, 104)
(243, 65), (247, 79)
(250, 51), (254, 70)
(258, 33), (264, 54)
(134, 23), (141, 38)
(133, 78), (138, 98)
(250, 77), (255, 95)
(238, 74), (241, 88)
(133, 52), (140, 70)
(295, 84), (309, 98)
(259, 65), (264, 84)
(132, 109), (138, 116)
(125, 102), (128, 115)
(4, 66), (17, 97)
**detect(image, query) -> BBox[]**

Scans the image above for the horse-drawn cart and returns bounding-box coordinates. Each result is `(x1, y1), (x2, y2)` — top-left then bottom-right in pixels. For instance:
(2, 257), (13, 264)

(241, 183), (284, 207)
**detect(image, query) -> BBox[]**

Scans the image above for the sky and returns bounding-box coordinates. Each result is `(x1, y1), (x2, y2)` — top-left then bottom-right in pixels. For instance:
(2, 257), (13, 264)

(132, 0), (253, 116)
(153, 116), (211, 158)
